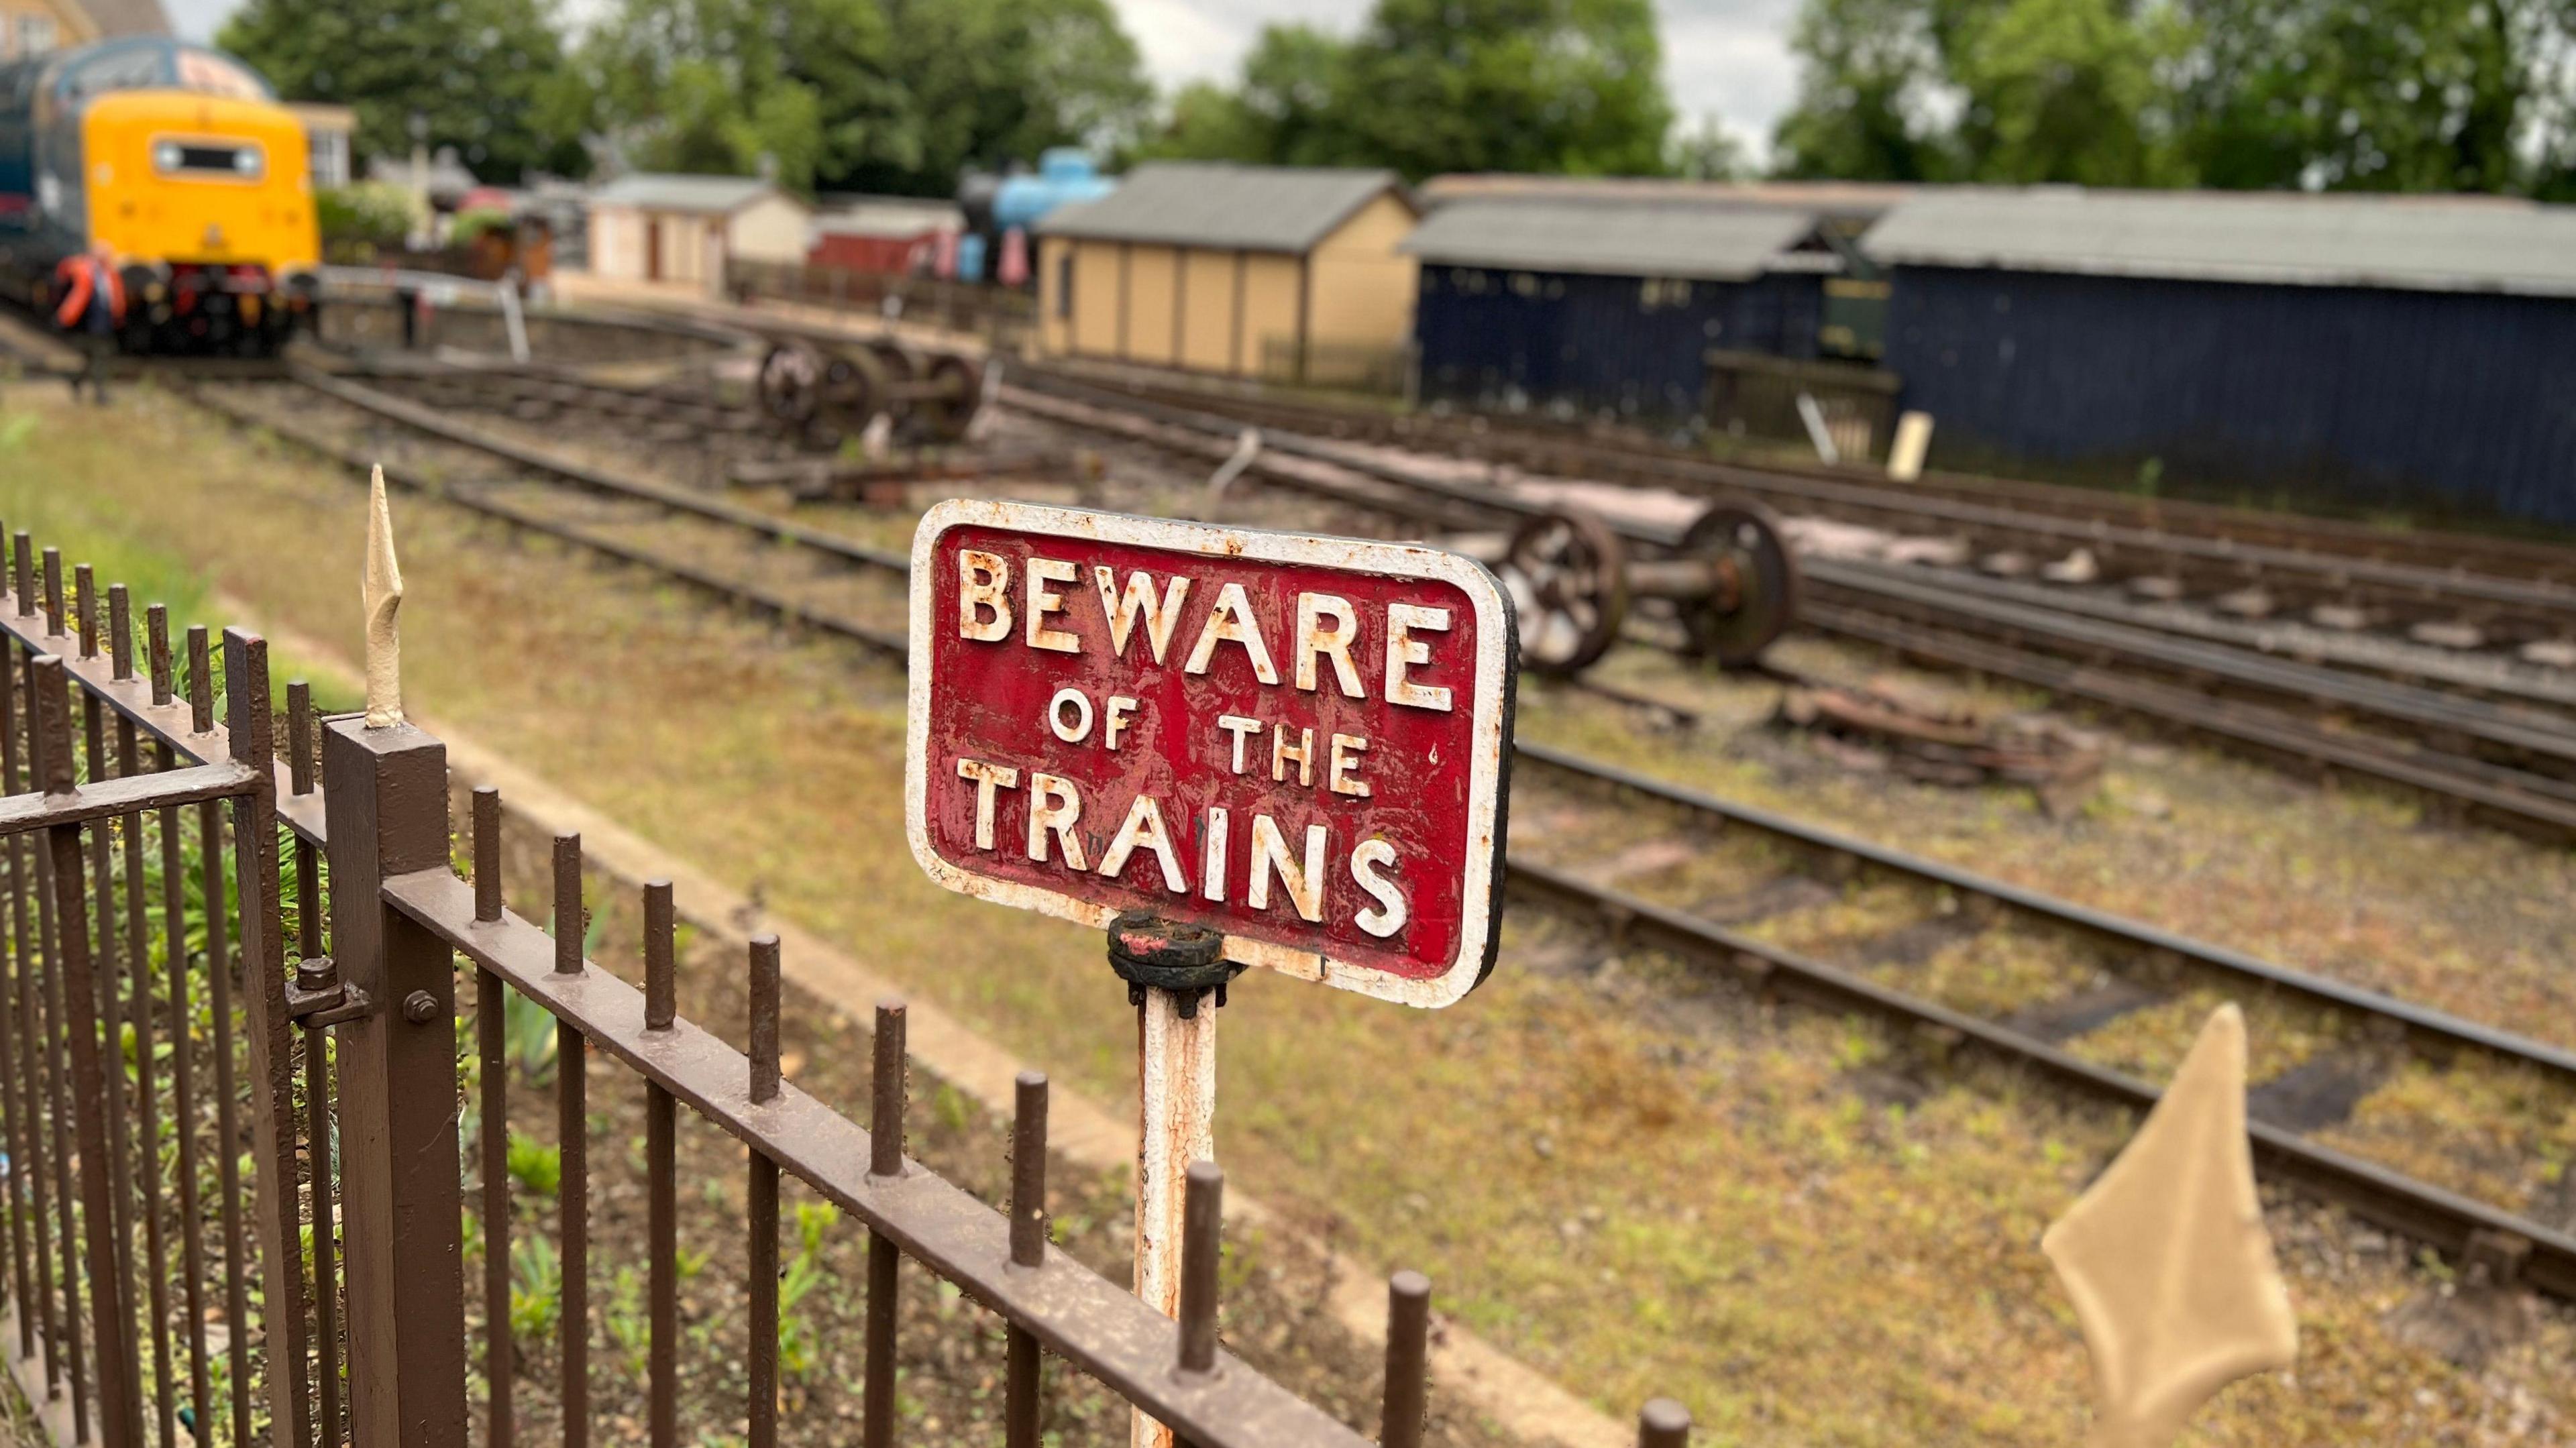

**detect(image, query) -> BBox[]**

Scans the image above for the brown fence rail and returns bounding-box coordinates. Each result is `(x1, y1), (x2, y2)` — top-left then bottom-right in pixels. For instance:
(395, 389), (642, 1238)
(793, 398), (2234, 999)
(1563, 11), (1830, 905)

(0, 525), (1703, 1447)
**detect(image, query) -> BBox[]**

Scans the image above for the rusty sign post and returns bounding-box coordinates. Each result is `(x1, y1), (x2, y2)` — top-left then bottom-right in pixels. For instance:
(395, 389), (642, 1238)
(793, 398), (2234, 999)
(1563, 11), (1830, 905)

(906, 500), (1515, 1444)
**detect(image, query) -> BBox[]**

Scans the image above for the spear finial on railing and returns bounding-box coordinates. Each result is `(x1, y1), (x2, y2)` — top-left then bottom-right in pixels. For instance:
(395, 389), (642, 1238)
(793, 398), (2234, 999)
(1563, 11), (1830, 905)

(363, 464), (405, 728)
(2041, 1004), (2298, 1448)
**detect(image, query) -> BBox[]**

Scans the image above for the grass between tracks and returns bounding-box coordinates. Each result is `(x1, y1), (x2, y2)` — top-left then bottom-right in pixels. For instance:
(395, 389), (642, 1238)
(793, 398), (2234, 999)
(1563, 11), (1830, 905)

(3, 382), (2572, 1446)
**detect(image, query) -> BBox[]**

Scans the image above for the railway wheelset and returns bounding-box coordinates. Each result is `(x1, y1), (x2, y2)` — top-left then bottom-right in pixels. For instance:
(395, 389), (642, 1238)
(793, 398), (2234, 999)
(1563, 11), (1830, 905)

(1490, 500), (1801, 674)
(753, 333), (986, 447)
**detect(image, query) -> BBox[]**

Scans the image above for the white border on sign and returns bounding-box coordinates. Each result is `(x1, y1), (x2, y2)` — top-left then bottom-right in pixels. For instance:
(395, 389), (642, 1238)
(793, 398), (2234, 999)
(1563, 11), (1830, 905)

(904, 499), (1515, 1009)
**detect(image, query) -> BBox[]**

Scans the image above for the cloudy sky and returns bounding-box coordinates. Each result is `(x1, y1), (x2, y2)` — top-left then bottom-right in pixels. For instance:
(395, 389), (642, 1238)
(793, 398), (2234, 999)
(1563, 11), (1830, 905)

(168, 0), (1801, 156)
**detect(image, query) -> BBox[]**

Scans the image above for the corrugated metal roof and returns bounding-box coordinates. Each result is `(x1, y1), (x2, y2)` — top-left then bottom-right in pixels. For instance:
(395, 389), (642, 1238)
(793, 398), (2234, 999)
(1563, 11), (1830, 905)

(1421, 174), (1913, 223)
(590, 173), (801, 216)
(1403, 197), (1826, 281)
(1863, 188), (2576, 298)
(1034, 163), (1406, 253)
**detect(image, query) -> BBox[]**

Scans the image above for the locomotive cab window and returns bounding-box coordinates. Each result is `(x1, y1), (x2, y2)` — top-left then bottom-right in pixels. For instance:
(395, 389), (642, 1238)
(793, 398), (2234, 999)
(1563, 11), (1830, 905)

(153, 139), (264, 181)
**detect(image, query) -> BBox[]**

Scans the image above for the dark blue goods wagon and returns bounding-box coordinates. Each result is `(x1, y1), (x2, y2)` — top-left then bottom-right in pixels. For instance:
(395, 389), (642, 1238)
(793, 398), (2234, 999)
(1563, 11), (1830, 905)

(1403, 197), (1836, 423)
(1866, 189), (2576, 526)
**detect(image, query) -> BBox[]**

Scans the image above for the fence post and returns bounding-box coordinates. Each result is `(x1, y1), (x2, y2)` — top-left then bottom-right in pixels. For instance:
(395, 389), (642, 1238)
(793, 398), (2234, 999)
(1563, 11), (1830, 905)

(323, 710), (468, 1448)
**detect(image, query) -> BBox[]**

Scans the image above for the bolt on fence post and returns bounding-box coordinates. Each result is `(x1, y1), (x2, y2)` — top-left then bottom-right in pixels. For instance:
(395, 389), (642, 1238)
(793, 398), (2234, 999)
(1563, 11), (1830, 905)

(321, 683), (466, 1448)
(1637, 1398), (1691, 1448)
(1006, 1071), (1049, 1448)
(1381, 1271), (1432, 1448)
(864, 999), (906, 1448)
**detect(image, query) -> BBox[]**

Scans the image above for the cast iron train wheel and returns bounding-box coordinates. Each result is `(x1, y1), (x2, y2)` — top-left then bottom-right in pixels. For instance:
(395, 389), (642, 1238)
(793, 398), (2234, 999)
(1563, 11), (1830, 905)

(1499, 507), (1629, 675)
(1678, 500), (1800, 668)
(910, 353), (983, 443)
(757, 342), (824, 425)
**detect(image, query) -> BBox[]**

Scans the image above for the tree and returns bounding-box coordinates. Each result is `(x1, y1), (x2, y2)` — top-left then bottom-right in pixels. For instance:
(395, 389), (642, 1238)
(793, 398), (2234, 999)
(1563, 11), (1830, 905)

(1942, 0), (2188, 184)
(1142, 0), (1675, 179)
(1145, 25), (1353, 166)
(219, 0), (590, 183)
(1769, 0), (1953, 180)
(1668, 116), (1755, 180)
(1773, 0), (2576, 193)
(582, 0), (1149, 196)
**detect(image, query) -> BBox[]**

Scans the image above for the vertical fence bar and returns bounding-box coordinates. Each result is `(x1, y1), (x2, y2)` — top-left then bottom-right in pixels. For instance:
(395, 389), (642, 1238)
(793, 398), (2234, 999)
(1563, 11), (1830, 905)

(745, 935), (780, 1448)
(39, 551), (59, 640)
(292, 683), (343, 1448)
(156, 732), (215, 1448)
(469, 788), (510, 1448)
(1380, 1273), (1432, 1448)
(223, 632), (314, 1448)
(1637, 1400), (1691, 1448)
(80, 643), (145, 1401)
(321, 704), (467, 1448)
(864, 1001), (904, 1448)
(551, 834), (588, 1448)
(36, 654), (142, 1448)
(1005, 1072), (1048, 1448)
(477, 964), (511, 1448)
(643, 881), (677, 1448)
(192, 651), (251, 1448)
(0, 634), (38, 1375)
(117, 709), (180, 1448)
(1175, 1163), (1221, 1377)
(32, 647), (89, 1444)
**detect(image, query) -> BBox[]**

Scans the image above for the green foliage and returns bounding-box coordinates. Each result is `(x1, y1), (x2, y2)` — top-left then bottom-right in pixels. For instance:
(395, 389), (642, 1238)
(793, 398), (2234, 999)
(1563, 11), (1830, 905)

(449, 208), (516, 243)
(510, 1233), (562, 1342)
(581, 0), (1150, 196)
(505, 1129), (561, 1197)
(505, 988), (559, 1085)
(217, 0), (591, 183)
(1145, 0), (1676, 179)
(1773, 0), (2576, 193)
(313, 182), (416, 256)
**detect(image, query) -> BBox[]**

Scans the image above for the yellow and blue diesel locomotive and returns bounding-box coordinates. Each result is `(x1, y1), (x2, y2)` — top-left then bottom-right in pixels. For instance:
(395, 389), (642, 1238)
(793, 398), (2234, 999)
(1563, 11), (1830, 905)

(0, 37), (319, 354)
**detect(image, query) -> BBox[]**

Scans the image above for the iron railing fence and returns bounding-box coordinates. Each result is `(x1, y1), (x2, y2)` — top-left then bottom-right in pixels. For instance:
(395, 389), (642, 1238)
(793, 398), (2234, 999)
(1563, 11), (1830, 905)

(0, 545), (322, 1448)
(0, 528), (1698, 1448)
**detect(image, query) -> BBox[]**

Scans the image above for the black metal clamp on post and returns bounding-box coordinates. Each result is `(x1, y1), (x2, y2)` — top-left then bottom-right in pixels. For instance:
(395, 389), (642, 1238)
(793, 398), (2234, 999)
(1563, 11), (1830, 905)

(1106, 910), (1242, 1017)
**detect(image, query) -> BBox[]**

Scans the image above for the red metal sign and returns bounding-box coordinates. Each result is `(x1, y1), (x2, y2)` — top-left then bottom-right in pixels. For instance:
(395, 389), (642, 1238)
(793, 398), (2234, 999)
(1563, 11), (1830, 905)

(906, 500), (1517, 1007)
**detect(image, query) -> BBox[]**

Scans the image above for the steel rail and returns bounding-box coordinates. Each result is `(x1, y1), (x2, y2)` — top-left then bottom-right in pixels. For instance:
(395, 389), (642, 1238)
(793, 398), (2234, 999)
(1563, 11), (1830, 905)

(1511, 738), (2576, 1084)
(1503, 857), (2576, 1300)
(1019, 362), (2576, 592)
(180, 370), (2576, 1303)
(1003, 380), (2576, 832)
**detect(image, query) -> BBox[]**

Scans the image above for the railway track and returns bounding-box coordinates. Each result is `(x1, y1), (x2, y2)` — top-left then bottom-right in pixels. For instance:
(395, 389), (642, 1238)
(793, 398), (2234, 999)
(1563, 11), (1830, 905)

(1020, 361), (2576, 596)
(1014, 370), (2576, 687)
(178, 366), (2576, 1302)
(998, 380), (2576, 840)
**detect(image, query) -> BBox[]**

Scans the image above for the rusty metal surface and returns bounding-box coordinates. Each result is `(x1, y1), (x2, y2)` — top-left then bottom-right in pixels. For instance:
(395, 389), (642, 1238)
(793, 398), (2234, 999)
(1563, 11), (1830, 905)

(378, 864), (1376, 1447)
